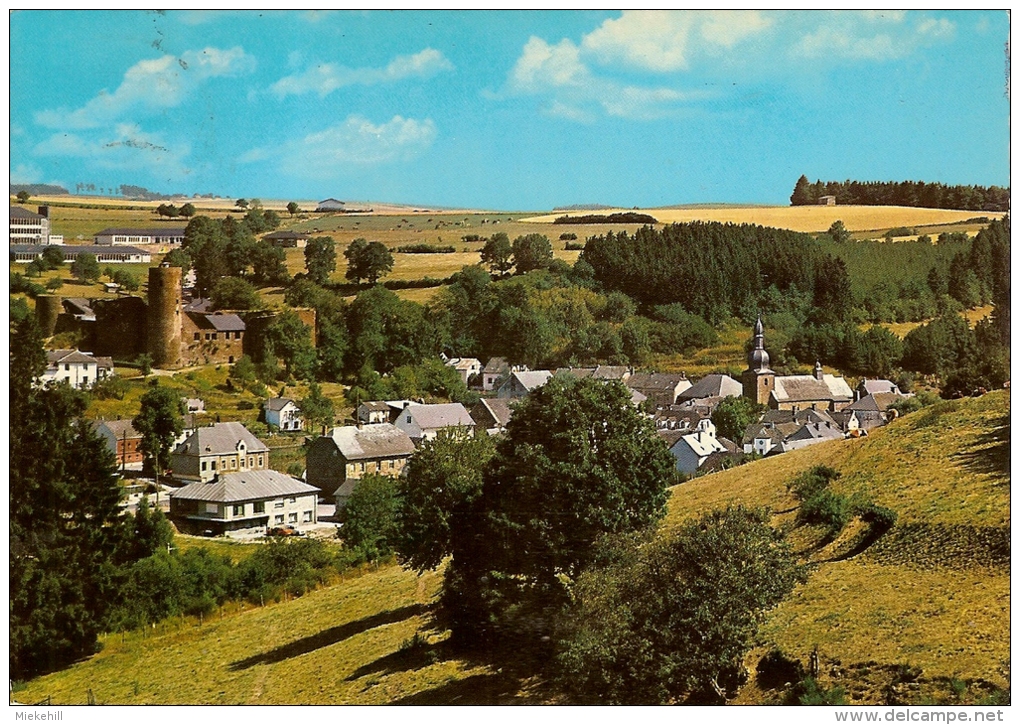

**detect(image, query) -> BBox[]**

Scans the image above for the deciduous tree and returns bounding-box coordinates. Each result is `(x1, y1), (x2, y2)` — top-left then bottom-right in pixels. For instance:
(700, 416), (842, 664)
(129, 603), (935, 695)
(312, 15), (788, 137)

(133, 383), (186, 486)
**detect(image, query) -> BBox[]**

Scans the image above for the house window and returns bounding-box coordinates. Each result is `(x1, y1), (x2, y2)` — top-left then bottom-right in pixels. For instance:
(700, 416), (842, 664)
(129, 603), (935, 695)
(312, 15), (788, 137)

(232, 504), (244, 517)
(64, 364), (70, 371)
(274, 500), (284, 508)
(194, 332), (200, 341)
(211, 460), (217, 470)
(406, 415), (412, 423)
(205, 333), (211, 340)
(275, 515), (284, 524)
(202, 461), (207, 472)
(288, 512), (298, 523)
(288, 497), (296, 504)
(211, 333), (218, 341)
(249, 457), (254, 467)
(360, 462), (365, 472)
(303, 511), (313, 522)
(253, 502), (265, 514)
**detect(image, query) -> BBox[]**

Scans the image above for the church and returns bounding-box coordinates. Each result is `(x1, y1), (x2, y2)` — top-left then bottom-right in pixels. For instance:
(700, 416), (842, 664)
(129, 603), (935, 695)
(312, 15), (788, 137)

(742, 317), (853, 413)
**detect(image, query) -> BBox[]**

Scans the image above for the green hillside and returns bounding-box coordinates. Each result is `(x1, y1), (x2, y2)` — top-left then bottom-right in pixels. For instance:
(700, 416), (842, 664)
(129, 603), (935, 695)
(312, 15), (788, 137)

(15, 392), (1009, 705)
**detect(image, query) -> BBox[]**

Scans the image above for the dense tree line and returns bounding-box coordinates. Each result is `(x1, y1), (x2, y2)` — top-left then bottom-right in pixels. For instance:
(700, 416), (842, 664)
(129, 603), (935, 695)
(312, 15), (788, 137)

(580, 221), (853, 324)
(554, 212), (658, 225)
(790, 175), (1009, 211)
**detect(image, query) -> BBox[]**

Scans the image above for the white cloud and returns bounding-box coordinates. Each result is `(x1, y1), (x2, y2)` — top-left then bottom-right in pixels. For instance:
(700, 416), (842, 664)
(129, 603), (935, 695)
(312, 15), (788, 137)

(35, 46), (255, 129)
(510, 37), (589, 91)
(581, 11), (772, 72)
(243, 115), (437, 178)
(270, 48), (454, 99)
(793, 12), (955, 60)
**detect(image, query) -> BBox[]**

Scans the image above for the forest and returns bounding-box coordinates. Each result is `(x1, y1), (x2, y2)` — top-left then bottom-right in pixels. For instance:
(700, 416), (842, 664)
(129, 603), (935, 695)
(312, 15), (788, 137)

(790, 175), (1009, 211)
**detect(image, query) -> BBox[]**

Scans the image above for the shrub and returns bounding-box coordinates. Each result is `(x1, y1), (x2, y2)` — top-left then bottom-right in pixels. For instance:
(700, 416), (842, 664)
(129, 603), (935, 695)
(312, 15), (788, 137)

(564, 241), (584, 251)
(797, 489), (851, 539)
(559, 232), (578, 240)
(756, 648), (805, 690)
(396, 243), (456, 254)
(786, 677), (848, 705)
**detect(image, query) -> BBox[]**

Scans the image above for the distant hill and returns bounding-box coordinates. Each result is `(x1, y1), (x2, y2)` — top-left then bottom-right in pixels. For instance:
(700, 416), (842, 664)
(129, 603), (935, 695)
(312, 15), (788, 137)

(553, 204), (615, 211)
(10, 183), (68, 196)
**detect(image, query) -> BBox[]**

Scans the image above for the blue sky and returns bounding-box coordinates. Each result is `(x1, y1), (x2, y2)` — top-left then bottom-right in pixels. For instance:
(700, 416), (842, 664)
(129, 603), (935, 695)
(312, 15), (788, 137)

(9, 10), (1010, 210)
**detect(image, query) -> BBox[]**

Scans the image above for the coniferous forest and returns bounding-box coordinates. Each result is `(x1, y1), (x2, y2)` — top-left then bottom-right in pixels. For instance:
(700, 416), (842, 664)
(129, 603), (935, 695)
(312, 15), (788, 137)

(790, 175), (1009, 211)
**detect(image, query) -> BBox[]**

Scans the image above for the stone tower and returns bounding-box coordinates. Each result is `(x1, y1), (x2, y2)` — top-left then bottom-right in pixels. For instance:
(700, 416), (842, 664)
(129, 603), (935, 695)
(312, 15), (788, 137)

(742, 316), (775, 406)
(147, 264), (182, 369)
(35, 294), (62, 337)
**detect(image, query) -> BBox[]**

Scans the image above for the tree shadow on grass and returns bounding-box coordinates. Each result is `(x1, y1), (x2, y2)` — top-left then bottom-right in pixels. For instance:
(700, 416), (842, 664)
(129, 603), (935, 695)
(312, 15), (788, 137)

(388, 673), (529, 705)
(228, 603), (425, 671)
(953, 414), (1010, 485)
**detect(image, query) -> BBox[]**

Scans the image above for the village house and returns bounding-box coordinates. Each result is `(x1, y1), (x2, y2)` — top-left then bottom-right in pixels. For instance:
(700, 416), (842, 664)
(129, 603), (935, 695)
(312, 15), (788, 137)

(41, 349), (113, 389)
(677, 373), (743, 404)
(169, 469), (319, 537)
(741, 408), (851, 456)
(395, 403), (476, 445)
(305, 423), (416, 506)
(469, 398), (515, 436)
(662, 418), (730, 475)
(855, 378), (904, 400)
(183, 397), (205, 414)
(171, 421), (270, 483)
(627, 372), (692, 408)
(497, 370), (553, 398)
(181, 310), (246, 366)
(357, 401), (392, 425)
(262, 230), (310, 248)
(11, 244), (151, 264)
(653, 404), (707, 432)
(442, 355), (482, 385)
(481, 357), (519, 392)
(263, 397), (303, 432)
(846, 392), (909, 431)
(93, 419), (144, 467)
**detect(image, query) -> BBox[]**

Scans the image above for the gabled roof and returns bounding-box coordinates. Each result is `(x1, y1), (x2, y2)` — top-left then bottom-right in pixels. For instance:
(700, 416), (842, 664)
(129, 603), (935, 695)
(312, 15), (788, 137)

(46, 349), (98, 366)
(483, 357), (509, 374)
(848, 392), (906, 412)
(94, 419), (141, 439)
(591, 365), (630, 380)
(205, 312), (246, 331)
(171, 469), (319, 503)
(62, 298), (94, 316)
(475, 398), (514, 427)
(657, 429), (687, 448)
(94, 356), (114, 370)
(762, 408), (838, 427)
(325, 423), (416, 461)
(858, 378), (900, 397)
(359, 401), (391, 413)
(183, 298), (213, 313)
(446, 357), (481, 371)
(742, 422), (785, 446)
(508, 370), (554, 391)
(672, 430), (728, 457)
(176, 422), (269, 456)
(627, 372), (690, 392)
(677, 374), (742, 402)
(772, 374), (853, 404)
(556, 367), (595, 379)
(10, 206), (45, 220)
(786, 422), (844, 442)
(263, 230), (310, 240)
(404, 403), (475, 430)
(264, 397), (299, 412)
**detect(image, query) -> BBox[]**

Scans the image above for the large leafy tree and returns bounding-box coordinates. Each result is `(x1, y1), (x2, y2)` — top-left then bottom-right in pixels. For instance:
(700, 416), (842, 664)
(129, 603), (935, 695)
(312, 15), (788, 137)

(70, 252), (100, 283)
(133, 383), (186, 485)
(304, 236), (336, 285)
(557, 507), (806, 704)
(480, 232), (514, 277)
(299, 381), (335, 432)
(10, 317), (129, 679)
(210, 276), (262, 310)
(439, 376), (676, 643)
(395, 429), (495, 574)
(711, 396), (763, 443)
(511, 233), (553, 273)
(344, 238), (394, 285)
(337, 473), (401, 556)
(266, 310), (317, 380)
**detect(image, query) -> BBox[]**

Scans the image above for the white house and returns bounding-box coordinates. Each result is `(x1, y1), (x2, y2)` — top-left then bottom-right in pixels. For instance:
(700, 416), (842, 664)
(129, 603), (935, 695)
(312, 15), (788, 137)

(94, 227), (186, 246)
(357, 401), (392, 425)
(667, 419), (728, 475)
(394, 403), (475, 444)
(264, 397), (303, 431)
(169, 469), (320, 537)
(10, 206), (51, 244)
(41, 349), (113, 389)
(443, 356), (482, 385)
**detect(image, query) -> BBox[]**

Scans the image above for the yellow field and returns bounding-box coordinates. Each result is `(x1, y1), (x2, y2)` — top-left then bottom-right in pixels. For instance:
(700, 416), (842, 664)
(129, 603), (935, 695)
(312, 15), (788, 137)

(522, 205), (1003, 234)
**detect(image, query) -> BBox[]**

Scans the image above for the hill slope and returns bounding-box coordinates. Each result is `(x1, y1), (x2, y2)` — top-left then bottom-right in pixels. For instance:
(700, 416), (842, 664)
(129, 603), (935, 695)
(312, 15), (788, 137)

(663, 390), (1009, 703)
(15, 392), (1009, 705)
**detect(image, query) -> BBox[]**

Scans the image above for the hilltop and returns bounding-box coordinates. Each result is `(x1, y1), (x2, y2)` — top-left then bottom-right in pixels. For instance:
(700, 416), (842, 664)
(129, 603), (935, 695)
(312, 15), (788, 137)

(14, 391), (1008, 705)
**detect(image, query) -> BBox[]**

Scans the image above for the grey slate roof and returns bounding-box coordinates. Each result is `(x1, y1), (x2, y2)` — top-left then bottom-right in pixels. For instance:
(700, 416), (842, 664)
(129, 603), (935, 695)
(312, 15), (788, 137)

(360, 401), (391, 413)
(325, 423), (416, 461)
(94, 419), (140, 439)
(483, 357), (509, 374)
(176, 422), (269, 456)
(11, 244), (149, 256)
(204, 312), (246, 332)
(171, 469), (319, 503)
(264, 397), (298, 412)
(772, 374), (853, 404)
(627, 372), (689, 392)
(476, 398), (514, 427)
(10, 206), (45, 220)
(46, 349), (98, 365)
(847, 392), (905, 412)
(677, 374), (742, 402)
(406, 403), (475, 430)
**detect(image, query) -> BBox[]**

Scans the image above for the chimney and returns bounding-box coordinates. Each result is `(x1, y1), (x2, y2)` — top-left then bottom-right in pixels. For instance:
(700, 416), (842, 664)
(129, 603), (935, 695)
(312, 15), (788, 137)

(814, 361), (824, 381)
(37, 205), (49, 218)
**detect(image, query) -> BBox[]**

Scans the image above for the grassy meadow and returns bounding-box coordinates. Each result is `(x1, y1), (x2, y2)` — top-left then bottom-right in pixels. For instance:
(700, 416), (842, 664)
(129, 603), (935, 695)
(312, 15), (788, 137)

(523, 205), (1005, 234)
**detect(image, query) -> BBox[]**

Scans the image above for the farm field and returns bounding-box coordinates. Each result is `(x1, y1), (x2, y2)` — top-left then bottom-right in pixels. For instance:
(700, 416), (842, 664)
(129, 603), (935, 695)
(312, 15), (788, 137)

(522, 205), (1004, 234)
(15, 391), (1008, 705)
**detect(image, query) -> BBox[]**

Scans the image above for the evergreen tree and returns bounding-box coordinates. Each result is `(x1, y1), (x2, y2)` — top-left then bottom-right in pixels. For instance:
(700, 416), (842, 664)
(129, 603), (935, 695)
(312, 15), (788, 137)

(790, 174), (813, 205)
(10, 317), (129, 679)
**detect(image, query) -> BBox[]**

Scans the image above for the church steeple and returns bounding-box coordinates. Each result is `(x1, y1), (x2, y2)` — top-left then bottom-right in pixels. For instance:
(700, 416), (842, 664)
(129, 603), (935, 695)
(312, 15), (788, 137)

(743, 316), (775, 406)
